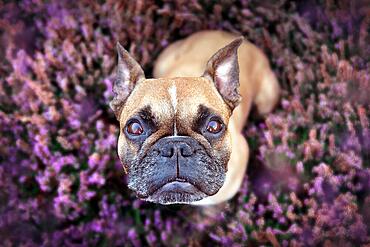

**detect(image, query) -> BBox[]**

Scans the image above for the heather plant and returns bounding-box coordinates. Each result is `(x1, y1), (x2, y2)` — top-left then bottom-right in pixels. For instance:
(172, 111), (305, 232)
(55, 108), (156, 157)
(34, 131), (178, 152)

(0, 0), (369, 246)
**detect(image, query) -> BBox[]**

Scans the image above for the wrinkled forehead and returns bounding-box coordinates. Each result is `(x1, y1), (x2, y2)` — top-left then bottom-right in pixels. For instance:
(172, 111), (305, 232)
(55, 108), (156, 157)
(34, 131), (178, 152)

(120, 77), (230, 124)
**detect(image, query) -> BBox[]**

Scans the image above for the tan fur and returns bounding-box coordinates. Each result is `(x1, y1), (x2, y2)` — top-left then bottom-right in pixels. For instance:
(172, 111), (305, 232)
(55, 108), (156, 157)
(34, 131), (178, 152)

(117, 77), (233, 173)
(153, 30), (280, 205)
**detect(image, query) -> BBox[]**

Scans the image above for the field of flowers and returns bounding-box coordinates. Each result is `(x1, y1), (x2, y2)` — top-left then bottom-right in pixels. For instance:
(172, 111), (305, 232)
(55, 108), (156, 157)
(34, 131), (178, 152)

(0, 0), (369, 246)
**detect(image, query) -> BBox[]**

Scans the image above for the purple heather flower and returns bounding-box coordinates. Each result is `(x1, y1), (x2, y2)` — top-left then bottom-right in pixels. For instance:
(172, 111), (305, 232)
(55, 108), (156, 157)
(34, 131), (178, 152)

(0, 1), (368, 246)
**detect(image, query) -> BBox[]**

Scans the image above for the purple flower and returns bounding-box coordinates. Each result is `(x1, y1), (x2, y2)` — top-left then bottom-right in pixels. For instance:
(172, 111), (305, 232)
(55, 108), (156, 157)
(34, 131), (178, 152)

(0, 0), (368, 245)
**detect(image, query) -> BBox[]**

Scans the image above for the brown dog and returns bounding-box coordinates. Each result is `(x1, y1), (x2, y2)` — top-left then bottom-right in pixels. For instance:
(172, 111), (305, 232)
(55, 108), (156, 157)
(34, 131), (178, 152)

(110, 30), (280, 205)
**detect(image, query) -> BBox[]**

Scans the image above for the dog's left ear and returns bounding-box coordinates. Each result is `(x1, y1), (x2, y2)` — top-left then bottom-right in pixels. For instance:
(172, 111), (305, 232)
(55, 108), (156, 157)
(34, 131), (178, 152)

(203, 37), (243, 110)
(110, 42), (146, 119)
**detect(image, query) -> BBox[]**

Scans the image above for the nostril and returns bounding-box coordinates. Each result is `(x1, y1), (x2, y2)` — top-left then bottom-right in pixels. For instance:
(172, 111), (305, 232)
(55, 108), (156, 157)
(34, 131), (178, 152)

(180, 148), (192, 157)
(161, 145), (174, 157)
(179, 143), (193, 157)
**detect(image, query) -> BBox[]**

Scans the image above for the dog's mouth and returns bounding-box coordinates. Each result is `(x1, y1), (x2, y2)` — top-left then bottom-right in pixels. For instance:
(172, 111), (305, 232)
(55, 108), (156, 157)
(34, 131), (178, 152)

(140, 178), (209, 204)
(129, 136), (227, 204)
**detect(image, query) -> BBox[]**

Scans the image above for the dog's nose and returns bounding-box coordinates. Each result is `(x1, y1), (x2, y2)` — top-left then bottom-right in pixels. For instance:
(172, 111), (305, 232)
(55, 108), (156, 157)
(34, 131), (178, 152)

(159, 139), (194, 158)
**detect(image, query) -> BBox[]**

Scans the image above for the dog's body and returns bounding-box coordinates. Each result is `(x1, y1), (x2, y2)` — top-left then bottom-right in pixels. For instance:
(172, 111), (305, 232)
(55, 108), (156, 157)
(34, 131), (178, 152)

(111, 30), (280, 205)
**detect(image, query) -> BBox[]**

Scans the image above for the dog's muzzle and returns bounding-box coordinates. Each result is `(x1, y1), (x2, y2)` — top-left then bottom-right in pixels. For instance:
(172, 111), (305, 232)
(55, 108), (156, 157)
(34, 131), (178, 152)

(129, 136), (225, 204)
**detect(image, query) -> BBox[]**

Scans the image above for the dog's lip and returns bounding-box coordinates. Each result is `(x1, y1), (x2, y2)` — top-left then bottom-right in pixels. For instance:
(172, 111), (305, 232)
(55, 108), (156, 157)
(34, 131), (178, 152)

(139, 177), (207, 198)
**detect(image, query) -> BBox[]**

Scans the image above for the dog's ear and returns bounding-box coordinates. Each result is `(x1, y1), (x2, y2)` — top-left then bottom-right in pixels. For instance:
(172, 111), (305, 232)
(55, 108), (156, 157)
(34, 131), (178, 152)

(203, 37), (243, 110)
(110, 42), (145, 119)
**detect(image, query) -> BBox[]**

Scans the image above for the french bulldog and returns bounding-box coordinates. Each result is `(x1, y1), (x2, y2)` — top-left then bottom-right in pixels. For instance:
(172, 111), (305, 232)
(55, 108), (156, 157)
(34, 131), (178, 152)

(110, 30), (280, 205)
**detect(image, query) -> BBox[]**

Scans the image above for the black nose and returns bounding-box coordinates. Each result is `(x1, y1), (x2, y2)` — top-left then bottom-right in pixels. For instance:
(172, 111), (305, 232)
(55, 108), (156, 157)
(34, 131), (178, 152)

(159, 138), (194, 158)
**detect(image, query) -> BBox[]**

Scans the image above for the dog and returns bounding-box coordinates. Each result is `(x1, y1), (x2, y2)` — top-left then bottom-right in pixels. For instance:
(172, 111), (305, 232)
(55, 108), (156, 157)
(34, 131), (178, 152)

(110, 30), (280, 205)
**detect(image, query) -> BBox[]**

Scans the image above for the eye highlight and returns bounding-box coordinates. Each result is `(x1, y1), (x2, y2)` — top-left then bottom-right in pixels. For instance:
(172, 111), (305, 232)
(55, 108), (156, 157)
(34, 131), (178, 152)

(206, 120), (223, 134)
(126, 121), (144, 135)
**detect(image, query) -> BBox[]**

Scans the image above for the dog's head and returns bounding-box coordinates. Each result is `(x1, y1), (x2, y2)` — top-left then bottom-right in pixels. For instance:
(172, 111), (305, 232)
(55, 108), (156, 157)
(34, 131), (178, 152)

(110, 38), (243, 204)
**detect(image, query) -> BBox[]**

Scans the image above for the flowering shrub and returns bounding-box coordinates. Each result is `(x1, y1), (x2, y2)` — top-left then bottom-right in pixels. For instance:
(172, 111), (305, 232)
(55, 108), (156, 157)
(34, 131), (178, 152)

(0, 0), (369, 246)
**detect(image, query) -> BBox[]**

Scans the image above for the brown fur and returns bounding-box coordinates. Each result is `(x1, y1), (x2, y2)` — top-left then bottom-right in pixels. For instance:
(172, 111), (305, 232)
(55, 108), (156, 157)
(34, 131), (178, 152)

(113, 30), (280, 205)
(153, 30), (280, 204)
(117, 77), (232, 174)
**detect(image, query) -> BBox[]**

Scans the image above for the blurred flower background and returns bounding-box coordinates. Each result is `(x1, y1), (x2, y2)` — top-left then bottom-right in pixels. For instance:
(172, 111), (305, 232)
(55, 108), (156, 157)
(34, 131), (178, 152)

(0, 0), (369, 246)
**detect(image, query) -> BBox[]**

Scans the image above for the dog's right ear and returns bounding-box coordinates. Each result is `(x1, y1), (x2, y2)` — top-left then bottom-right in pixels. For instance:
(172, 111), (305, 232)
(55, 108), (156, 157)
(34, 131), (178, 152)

(110, 42), (145, 119)
(203, 37), (243, 111)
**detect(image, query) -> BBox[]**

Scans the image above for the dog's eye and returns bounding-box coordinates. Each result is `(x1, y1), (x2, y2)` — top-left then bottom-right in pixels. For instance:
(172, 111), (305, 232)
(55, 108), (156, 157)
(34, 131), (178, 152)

(206, 120), (223, 134)
(126, 121), (144, 135)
